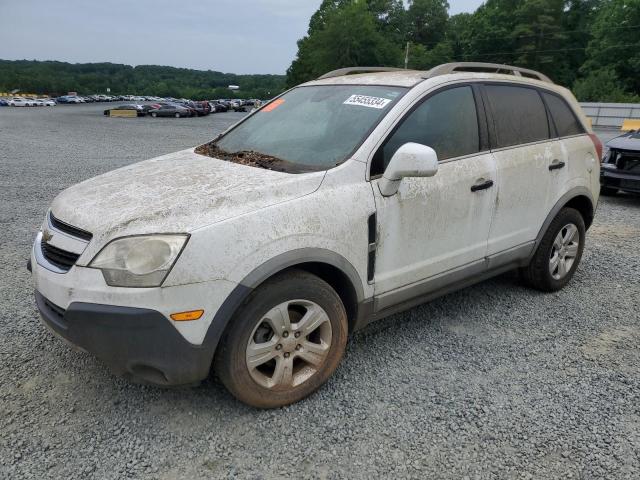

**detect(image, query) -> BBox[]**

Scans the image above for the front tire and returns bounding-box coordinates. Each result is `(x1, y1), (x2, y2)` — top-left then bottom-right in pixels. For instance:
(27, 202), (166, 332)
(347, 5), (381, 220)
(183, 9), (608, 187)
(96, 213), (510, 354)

(151, 112), (157, 118)
(521, 207), (585, 292)
(215, 270), (348, 408)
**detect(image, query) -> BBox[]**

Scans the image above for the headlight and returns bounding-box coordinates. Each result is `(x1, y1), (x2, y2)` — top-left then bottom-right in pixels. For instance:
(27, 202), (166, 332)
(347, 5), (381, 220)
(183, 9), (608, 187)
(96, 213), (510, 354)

(89, 234), (189, 287)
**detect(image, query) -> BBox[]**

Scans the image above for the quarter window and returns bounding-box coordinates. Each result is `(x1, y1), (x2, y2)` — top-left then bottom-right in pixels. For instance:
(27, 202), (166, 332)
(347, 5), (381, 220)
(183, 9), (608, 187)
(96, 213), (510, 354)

(542, 92), (584, 137)
(485, 85), (550, 148)
(371, 86), (480, 176)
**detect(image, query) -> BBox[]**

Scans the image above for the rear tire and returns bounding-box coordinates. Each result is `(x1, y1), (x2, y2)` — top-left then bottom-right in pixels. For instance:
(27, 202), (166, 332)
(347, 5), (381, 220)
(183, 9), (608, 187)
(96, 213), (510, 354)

(600, 186), (618, 196)
(215, 270), (348, 408)
(175, 112), (180, 118)
(521, 208), (585, 292)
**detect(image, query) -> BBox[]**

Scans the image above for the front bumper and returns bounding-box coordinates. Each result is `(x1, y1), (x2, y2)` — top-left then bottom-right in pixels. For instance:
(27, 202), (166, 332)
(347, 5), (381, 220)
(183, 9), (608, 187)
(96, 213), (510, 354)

(600, 168), (640, 193)
(35, 290), (213, 385)
(31, 230), (240, 385)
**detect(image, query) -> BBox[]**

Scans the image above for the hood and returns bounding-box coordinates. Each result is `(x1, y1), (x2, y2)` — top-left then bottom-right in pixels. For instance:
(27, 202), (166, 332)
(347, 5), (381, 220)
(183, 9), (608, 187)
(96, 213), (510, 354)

(607, 131), (640, 151)
(50, 148), (325, 242)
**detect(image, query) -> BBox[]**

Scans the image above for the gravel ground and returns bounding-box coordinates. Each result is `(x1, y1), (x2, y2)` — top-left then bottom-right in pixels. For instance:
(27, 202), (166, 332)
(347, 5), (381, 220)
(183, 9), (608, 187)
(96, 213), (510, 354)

(1, 104), (639, 479)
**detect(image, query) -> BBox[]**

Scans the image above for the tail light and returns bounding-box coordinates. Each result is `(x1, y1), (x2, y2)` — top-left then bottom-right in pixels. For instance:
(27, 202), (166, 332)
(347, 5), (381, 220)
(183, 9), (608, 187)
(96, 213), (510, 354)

(588, 133), (603, 163)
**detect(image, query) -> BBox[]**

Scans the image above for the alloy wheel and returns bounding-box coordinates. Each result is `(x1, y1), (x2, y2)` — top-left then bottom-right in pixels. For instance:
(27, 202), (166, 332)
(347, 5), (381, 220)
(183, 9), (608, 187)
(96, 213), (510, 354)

(245, 300), (332, 390)
(549, 223), (580, 280)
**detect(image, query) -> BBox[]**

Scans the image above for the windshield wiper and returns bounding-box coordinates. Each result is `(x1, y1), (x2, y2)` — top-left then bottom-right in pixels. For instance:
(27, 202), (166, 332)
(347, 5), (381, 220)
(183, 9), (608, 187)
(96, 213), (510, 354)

(195, 142), (320, 174)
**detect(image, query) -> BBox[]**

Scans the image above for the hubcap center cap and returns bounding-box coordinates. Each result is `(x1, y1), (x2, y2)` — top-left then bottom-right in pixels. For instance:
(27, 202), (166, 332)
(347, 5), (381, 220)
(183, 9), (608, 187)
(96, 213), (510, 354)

(280, 336), (297, 353)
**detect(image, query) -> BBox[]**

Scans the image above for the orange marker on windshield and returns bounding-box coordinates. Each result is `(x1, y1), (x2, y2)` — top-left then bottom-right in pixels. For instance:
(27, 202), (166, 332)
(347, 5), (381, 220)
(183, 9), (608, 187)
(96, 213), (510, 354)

(262, 98), (285, 112)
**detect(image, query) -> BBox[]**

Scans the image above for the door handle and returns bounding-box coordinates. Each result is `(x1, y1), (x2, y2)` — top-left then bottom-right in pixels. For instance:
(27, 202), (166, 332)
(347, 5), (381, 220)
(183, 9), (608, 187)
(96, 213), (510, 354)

(549, 160), (566, 171)
(470, 179), (494, 192)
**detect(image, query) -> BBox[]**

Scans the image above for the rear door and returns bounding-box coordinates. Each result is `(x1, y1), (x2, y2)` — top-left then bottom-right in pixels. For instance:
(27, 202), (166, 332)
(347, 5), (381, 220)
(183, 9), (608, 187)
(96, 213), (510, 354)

(483, 83), (560, 257)
(540, 91), (591, 206)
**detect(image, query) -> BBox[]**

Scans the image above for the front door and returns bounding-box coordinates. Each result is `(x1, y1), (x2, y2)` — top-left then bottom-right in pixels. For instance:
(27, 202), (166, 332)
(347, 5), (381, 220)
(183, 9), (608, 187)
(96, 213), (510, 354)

(370, 85), (497, 306)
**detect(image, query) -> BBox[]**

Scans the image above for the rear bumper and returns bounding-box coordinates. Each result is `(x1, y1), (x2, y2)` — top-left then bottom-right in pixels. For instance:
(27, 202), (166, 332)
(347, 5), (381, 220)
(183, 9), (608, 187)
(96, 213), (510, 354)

(600, 168), (640, 193)
(35, 290), (213, 386)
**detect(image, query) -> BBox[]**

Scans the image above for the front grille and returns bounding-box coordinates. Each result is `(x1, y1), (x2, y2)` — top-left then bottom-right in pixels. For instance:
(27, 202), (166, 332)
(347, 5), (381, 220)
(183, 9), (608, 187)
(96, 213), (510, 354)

(41, 241), (80, 271)
(50, 212), (93, 241)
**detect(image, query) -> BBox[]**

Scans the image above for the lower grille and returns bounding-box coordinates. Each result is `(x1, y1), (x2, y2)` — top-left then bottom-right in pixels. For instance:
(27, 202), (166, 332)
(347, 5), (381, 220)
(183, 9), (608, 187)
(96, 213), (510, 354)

(41, 241), (80, 271)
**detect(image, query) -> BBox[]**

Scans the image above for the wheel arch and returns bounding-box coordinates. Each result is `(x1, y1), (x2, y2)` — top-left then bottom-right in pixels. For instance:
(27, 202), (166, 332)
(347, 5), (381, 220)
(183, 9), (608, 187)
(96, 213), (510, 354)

(202, 249), (366, 355)
(532, 187), (595, 256)
(564, 194), (594, 230)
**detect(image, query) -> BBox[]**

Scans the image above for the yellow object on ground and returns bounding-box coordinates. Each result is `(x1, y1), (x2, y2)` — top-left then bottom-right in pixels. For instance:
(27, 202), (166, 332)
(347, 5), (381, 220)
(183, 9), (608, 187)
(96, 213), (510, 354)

(109, 109), (137, 118)
(621, 119), (640, 131)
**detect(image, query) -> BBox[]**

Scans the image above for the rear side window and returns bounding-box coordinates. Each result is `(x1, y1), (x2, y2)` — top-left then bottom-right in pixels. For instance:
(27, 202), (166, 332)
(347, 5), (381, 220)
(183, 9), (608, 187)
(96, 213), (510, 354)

(371, 86), (480, 175)
(485, 85), (549, 148)
(542, 92), (585, 137)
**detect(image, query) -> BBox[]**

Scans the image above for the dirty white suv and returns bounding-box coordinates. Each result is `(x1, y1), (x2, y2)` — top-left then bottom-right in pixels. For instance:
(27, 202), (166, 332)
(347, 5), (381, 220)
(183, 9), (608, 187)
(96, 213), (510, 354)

(31, 63), (601, 408)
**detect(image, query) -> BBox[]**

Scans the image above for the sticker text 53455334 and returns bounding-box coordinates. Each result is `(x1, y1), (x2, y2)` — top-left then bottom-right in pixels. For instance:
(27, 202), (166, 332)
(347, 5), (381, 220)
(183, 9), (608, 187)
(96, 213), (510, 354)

(343, 95), (392, 109)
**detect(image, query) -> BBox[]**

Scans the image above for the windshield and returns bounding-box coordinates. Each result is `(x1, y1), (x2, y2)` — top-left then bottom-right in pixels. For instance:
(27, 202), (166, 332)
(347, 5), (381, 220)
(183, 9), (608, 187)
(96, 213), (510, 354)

(209, 85), (407, 171)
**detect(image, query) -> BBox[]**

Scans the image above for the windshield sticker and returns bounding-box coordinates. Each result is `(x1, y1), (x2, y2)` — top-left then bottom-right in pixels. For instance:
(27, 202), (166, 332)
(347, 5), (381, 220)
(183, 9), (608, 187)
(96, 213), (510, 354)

(262, 98), (285, 112)
(343, 95), (392, 109)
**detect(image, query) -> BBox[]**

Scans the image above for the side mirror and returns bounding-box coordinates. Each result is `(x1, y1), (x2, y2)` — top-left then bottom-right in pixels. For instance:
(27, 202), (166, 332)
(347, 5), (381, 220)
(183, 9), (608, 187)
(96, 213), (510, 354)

(379, 142), (439, 196)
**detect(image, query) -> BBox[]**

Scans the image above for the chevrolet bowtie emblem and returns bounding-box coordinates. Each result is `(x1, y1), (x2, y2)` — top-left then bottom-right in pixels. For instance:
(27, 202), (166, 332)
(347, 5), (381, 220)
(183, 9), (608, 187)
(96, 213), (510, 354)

(42, 229), (53, 243)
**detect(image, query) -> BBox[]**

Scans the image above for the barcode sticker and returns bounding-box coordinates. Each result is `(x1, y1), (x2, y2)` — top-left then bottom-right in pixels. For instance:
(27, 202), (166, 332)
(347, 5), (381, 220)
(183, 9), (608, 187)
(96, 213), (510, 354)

(343, 95), (392, 109)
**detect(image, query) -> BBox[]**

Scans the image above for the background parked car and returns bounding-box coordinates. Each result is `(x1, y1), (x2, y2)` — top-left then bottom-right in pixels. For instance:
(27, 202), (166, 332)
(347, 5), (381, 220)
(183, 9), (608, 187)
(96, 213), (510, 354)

(209, 101), (229, 113)
(148, 104), (191, 118)
(230, 100), (247, 112)
(55, 96), (82, 104)
(601, 130), (640, 195)
(8, 97), (33, 106)
(175, 102), (197, 116)
(184, 100), (210, 116)
(103, 104), (149, 116)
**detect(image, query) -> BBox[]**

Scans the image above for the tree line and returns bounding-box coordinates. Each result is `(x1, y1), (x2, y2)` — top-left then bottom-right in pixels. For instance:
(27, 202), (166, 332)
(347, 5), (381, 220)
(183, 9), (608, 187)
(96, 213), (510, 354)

(286, 0), (640, 102)
(0, 60), (286, 100)
(2, 1), (638, 102)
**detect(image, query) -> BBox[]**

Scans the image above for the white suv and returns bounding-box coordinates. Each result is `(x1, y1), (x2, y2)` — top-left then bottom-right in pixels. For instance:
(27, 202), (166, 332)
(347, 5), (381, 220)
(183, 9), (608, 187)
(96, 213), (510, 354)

(31, 63), (601, 408)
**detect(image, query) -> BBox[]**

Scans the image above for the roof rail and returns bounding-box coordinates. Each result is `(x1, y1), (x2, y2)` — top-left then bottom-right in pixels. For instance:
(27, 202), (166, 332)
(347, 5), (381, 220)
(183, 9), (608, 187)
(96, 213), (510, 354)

(317, 67), (405, 80)
(425, 62), (553, 83)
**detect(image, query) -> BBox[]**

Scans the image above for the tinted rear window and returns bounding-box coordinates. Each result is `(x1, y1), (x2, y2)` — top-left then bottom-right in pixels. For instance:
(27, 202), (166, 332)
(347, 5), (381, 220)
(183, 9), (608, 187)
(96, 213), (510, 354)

(485, 85), (550, 148)
(542, 92), (585, 137)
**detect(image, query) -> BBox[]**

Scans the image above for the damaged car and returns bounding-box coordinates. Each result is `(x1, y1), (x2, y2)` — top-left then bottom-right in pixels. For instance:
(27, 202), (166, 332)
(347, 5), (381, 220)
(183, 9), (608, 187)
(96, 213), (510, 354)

(600, 130), (640, 195)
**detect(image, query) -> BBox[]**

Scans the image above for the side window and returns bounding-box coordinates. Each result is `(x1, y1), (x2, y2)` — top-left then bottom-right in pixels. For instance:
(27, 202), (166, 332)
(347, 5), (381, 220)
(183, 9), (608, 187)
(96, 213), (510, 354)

(371, 86), (480, 176)
(485, 85), (549, 148)
(542, 92), (585, 137)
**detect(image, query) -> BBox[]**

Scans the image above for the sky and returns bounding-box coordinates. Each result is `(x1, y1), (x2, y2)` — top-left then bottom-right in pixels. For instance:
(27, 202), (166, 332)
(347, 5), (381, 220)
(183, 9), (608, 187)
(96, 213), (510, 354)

(0, 0), (485, 75)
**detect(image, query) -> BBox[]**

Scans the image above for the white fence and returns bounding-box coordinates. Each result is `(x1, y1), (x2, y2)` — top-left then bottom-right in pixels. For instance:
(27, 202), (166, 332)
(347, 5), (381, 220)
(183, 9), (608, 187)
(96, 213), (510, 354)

(579, 102), (640, 129)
